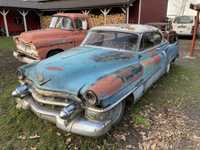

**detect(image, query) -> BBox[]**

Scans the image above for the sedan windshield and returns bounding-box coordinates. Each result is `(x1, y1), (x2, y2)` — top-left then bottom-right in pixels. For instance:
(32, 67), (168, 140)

(83, 30), (139, 51)
(49, 16), (73, 30)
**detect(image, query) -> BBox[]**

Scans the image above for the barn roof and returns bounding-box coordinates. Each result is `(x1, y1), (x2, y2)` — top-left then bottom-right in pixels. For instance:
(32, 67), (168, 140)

(0, 0), (136, 11)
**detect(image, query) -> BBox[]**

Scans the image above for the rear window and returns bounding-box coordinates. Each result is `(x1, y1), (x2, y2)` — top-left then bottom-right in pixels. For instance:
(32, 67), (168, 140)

(174, 16), (194, 24)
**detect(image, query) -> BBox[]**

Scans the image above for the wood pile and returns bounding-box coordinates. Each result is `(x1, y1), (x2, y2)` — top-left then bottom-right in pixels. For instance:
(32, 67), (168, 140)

(40, 13), (126, 29)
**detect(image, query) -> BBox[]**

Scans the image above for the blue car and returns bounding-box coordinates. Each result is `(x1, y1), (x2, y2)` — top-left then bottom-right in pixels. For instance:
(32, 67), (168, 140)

(12, 24), (179, 137)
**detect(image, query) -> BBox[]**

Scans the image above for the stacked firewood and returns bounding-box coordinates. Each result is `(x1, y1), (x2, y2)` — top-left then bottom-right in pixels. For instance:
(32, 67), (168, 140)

(40, 16), (51, 29)
(90, 14), (126, 26)
(40, 14), (126, 29)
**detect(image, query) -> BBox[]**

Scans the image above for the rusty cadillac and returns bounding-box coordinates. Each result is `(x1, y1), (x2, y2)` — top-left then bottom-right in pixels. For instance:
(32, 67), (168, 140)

(12, 24), (179, 137)
(13, 13), (91, 63)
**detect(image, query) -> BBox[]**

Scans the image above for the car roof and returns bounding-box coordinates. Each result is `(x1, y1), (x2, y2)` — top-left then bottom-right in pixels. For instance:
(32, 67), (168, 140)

(90, 24), (159, 34)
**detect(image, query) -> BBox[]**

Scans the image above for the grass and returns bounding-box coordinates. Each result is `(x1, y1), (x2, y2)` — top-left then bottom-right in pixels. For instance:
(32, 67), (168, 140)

(0, 37), (15, 50)
(0, 37), (200, 149)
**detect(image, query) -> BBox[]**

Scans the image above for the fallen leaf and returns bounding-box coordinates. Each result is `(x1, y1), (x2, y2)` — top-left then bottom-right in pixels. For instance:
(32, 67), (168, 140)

(29, 134), (40, 139)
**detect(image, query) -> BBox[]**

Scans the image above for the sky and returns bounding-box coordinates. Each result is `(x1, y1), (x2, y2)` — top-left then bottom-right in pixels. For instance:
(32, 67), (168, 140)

(167, 0), (200, 17)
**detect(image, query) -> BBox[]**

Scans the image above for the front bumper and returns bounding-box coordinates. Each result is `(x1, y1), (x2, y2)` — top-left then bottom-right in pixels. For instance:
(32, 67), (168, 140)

(13, 51), (39, 64)
(15, 96), (112, 137)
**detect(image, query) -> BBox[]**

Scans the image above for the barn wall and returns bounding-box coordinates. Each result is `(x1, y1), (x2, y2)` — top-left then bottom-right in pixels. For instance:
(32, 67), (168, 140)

(129, 0), (140, 23)
(0, 10), (40, 35)
(140, 0), (168, 24)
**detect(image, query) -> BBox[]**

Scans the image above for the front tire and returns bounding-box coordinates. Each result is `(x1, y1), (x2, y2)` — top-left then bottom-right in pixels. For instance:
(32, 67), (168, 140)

(112, 101), (125, 125)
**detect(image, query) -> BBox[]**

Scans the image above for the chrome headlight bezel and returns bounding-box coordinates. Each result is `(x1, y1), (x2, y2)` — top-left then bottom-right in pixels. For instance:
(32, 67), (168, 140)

(84, 90), (98, 106)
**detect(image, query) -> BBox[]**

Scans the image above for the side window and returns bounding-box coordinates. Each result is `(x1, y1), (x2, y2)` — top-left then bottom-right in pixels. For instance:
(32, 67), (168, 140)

(140, 32), (163, 51)
(140, 32), (154, 50)
(62, 17), (73, 30)
(75, 18), (88, 30)
(152, 32), (162, 45)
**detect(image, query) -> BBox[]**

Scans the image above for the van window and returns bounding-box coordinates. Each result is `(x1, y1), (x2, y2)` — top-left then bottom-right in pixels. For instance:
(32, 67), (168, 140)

(174, 16), (194, 24)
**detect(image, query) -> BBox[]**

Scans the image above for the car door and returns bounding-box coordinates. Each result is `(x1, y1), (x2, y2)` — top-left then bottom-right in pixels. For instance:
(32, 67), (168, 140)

(166, 32), (179, 63)
(73, 17), (88, 46)
(139, 32), (157, 81)
(138, 32), (164, 90)
(151, 31), (168, 72)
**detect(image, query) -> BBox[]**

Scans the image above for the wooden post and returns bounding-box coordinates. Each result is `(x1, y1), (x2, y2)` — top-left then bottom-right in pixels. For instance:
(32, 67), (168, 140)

(82, 10), (90, 15)
(19, 10), (29, 32)
(100, 8), (111, 25)
(0, 10), (9, 37)
(126, 6), (130, 24)
(121, 8), (127, 24)
(138, 0), (142, 24)
(189, 11), (200, 57)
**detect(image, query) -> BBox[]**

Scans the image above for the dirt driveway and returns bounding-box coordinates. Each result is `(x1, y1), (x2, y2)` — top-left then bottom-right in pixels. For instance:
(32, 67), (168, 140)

(0, 38), (200, 149)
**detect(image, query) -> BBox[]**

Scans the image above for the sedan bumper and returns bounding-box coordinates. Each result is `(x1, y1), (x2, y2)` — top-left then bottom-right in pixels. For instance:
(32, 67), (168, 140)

(13, 51), (38, 64)
(15, 96), (112, 137)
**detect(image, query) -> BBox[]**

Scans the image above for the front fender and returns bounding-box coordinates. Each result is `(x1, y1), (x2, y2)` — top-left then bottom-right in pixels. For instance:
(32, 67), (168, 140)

(82, 64), (143, 108)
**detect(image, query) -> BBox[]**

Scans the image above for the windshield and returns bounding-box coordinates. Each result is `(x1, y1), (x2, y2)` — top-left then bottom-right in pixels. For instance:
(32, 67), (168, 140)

(82, 30), (139, 51)
(49, 16), (73, 30)
(174, 16), (194, 24)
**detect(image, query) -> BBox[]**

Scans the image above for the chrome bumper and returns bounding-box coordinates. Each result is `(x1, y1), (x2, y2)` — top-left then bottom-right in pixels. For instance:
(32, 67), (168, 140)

(15, 96), (112, 137)
(13, 51), (38, 64)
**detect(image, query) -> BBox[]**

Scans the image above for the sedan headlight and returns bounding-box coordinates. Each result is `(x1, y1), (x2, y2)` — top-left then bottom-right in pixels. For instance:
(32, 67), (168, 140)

(84, 90), (98, 106)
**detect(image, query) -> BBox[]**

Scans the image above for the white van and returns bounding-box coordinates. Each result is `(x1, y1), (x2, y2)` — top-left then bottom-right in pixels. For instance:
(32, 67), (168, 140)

(172, 16), (195, 36)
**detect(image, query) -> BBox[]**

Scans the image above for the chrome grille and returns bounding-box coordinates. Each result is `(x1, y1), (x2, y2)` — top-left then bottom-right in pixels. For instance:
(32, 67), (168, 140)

(30, 88), (71, 107)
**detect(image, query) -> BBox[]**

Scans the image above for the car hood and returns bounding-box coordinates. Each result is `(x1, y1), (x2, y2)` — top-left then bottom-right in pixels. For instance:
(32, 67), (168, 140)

(18, 28), (72, 45)
(24, 46), (138, 95)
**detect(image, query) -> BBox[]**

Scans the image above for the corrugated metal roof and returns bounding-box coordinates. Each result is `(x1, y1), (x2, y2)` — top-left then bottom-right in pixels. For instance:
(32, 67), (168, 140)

(0, 0), (135, 10)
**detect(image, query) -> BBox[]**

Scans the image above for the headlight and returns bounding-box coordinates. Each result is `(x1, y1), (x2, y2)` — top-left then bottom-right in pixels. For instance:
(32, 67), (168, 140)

(17, 69), (25, 80)
(29, 44), (38, 56)
(84, 90), (98, 106)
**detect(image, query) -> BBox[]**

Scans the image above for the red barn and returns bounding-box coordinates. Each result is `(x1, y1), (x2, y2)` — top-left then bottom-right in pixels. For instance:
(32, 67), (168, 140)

(0, 0), (168, 36)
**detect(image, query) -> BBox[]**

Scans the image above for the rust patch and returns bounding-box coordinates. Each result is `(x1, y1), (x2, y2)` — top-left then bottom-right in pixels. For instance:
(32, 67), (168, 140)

(89, 76), (124, 98)
(117, 64), (143, 82)
(142, 55), (161, 66)
(47, 66), (64, 71)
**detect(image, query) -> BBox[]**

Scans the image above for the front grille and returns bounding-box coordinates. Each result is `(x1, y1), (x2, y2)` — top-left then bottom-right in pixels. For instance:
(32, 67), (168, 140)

(30, 88), (71, 107)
